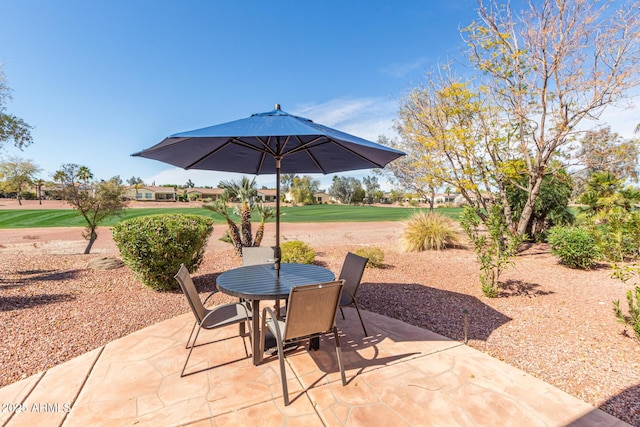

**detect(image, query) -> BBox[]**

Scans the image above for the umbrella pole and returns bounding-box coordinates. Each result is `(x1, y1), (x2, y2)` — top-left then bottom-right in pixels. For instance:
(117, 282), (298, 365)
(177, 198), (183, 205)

(275, 156), (281, 278)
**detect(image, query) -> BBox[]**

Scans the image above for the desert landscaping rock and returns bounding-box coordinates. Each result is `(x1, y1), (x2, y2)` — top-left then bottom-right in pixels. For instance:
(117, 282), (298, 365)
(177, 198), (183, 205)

(87, 257), (124, 270)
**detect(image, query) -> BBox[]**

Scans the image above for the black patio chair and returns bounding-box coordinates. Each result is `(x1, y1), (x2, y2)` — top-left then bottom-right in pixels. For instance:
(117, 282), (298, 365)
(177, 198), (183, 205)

(174, 264), (252, 377)
(259, 280), (347, 406)
(338, 252), (369, 336)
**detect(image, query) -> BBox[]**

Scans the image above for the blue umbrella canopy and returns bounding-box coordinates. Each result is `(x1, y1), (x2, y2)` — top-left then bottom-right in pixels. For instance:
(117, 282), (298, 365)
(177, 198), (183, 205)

(133, 104), (405, 174)
(133, 104), (405, 272)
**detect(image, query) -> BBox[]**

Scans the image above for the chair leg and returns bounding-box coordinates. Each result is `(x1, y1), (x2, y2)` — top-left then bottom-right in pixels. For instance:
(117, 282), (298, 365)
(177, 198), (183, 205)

(181, 325), (203, 377)
(333, 327), (347, 386)
(340, 307), (346, 320)
(186, 321), (198, 349)
(276, 335), (290, 406)
(352, 301), (368, 337)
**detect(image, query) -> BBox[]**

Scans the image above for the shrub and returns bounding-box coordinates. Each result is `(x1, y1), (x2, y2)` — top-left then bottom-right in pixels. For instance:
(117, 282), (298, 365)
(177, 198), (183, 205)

(548, 226), (600, 269)
(280, 240), (315, 264)
(402, 211), (459, 252)
(612, 264), (640, 342)
(112, 213), (214, 291)
(460, 205), (523, 298)
(354, 246), (385, 268)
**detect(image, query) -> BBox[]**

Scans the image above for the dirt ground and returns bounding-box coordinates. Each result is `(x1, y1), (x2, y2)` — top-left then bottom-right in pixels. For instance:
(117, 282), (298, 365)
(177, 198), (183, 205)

(1, 200), (640, 425)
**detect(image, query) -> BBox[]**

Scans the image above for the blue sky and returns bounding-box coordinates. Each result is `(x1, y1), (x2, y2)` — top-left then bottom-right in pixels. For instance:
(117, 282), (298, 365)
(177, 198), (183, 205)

(1, 1), (638, 191)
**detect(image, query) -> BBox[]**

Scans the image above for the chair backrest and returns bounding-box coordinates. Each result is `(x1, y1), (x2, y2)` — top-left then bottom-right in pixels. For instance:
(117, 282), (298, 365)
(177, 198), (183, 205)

(242, 246), (277, 266)
(283, 280), (344, 341)
(338, 252), (368, 305)
(174, 264), (207, 324)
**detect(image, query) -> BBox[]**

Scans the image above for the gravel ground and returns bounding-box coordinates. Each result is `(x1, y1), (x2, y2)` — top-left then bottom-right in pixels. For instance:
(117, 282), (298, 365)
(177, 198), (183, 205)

(1, 223), (639, 425)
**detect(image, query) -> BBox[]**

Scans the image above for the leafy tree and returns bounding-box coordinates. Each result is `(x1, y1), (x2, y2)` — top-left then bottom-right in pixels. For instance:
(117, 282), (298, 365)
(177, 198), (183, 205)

(394, 0), (640, 238)
(504, 161), (574, 240)
(577, 127), (639, 182)
(0, 156), (40, 205)
(328, 176), (362, 205)
(362, 175), (381, 204)
(395, 77), (502, 221)
(0, 68), (32, 150)
(61, 170), (127, 254)
(127, 176), (144, 186)
(463, 0), (640, 236)
(280, 173), (297, 194)
(378, 134), (439, 211)
(289, 175), (319, 205)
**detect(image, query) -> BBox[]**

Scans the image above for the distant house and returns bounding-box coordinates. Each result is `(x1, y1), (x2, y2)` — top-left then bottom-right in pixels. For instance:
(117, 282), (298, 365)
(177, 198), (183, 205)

(186, 187), (225, 201)
(125, 186), (177, 202)
(257, 189), (278, 202)
(433, 193), (458, 205)
(314, 191), (329, 204)
(453, 192), (494, 206)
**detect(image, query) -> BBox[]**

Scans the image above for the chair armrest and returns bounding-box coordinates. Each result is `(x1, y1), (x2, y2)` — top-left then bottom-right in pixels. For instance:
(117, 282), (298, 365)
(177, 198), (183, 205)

(262, 307), (282, 341)
(202, 289), (219, 306)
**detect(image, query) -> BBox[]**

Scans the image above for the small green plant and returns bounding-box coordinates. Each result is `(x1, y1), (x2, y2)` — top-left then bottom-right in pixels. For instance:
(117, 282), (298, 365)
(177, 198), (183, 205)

(611, 264), (640, 342)
(354, 246), (385, 268)
(548, 226), (600, 269)
(280, 240), (315, 264)
(401, 211), (459, 252)
(460, 205), (523, 298)
(112, 213), (214, 291)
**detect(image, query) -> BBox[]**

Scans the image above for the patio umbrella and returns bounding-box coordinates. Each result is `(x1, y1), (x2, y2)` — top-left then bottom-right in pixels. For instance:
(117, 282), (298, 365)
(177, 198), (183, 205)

(132, 104), (405, 273)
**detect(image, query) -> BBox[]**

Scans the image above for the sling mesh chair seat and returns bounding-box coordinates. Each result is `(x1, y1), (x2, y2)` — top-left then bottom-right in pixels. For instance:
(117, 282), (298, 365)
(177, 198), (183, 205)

(242, 246), (278, 266)
(338, 252), (369, 336)
(259, 280), (347, 406)
(242, 246), (284, 316)
(174, 264), (252, 377)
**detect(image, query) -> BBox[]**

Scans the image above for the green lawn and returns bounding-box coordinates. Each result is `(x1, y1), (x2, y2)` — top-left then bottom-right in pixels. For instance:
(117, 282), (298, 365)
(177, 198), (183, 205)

(0, 204), (463, 229)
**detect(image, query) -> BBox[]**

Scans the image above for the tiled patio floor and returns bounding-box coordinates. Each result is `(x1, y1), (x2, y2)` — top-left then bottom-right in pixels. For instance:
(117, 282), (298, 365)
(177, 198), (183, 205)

(0, 308), (630, 426)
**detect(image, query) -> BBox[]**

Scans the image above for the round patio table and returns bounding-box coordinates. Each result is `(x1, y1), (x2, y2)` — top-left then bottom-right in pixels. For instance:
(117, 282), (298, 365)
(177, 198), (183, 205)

(216, 263), (335, 365)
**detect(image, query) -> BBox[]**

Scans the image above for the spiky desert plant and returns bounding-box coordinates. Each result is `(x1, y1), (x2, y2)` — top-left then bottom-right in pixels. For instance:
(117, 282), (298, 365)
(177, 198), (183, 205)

(204, 195), (243, 256)
(612, 264), (640, 342)
(402, 211), (459, 252)
(253, 203), (275, 247)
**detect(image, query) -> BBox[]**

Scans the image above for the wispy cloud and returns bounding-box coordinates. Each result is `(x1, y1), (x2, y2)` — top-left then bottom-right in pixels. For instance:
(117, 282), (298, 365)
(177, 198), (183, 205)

(591, 97), (640, 139)
(380, 57), (429, 78)
(292, 97), (398, 141)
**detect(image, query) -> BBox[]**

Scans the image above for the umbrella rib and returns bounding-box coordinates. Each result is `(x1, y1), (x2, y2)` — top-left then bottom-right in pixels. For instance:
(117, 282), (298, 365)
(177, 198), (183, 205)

(322, 137), (387, 168)
(255, 136), (279, 157)
(286, 136), (327, 173)
(284, 135), (387, 171)
(182, 138), (233, 169)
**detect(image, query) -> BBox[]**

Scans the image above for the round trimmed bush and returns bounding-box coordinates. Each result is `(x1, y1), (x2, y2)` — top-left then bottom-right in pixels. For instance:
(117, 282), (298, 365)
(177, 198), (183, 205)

(280, 240), (315, 264)
(354, 246), (385, 268)
(112, 213), (214, 291)
(402, 212), (459, 252)
(548, 226), (600, 269)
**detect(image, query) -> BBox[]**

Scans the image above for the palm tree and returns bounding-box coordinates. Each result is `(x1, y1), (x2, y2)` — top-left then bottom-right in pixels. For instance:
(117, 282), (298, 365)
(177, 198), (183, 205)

(253, 203), (275, 247)
(204, 194), (243, 256)
(219, 176), (257, 247)
(34, 178), (45, 205)
(76, 166), (93, 184)
(53, 170), (67, 200)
